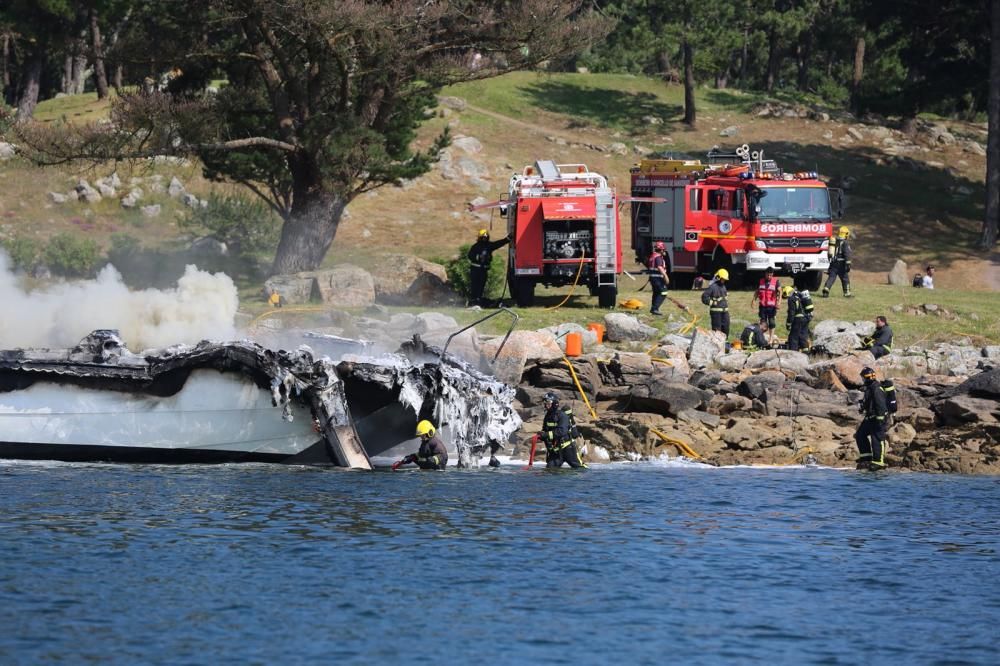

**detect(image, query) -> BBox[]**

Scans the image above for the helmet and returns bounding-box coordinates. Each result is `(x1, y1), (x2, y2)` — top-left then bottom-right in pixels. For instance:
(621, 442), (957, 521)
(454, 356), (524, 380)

(781, 285), (794, 297)
(860, 366), (876, 381)
(838, 226), (850, 239)
(542, 391), (559, 406)
(653, 241), (666, 252)
(415, 419), (436, 437)
(478, 229), (489, 239)
(715, 268), (729, 281)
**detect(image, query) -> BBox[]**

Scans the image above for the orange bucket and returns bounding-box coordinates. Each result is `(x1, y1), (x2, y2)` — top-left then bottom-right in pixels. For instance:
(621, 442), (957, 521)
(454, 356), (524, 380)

(586, 323), (605, 343)
(564, 332), (583, 357)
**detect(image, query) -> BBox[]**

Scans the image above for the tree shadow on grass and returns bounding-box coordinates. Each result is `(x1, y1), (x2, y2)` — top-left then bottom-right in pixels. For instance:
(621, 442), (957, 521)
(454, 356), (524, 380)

(521, 81), (682, 134)
(747, 140), (986, 268)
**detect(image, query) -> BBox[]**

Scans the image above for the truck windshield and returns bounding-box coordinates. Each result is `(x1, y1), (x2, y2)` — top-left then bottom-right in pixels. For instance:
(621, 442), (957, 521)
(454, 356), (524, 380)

(757, 187), (830, 220)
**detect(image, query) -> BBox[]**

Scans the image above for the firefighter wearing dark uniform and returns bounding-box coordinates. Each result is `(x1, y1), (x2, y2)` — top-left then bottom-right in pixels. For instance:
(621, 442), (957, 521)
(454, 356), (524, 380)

(702, 268), (730, 336)
(855, 367), (888, 470)
(862, 315), (894, 359)
(468, 229), (511, 307)
(648, 241), (670, 315)
(822, 226), (853, 297)
(783, 284), (813, 351)
(740, 322), (769, 351)
(392, 419), (448, 470)
(541, 392), (585, 469)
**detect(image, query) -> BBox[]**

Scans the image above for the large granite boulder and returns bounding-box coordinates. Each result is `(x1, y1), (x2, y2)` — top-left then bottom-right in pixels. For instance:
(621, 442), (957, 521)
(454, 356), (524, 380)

(888, 259), (909, 285)
(689, 329), (726, 368)
(482, 330), (562, 384)
(953, 368), (1000, 399)
(604, 313), (657, 342)
(745, 349), (810, 373)
(310, 265), (377, 306)
(370, 254), (454, 305)
(813, 331), (861, 356)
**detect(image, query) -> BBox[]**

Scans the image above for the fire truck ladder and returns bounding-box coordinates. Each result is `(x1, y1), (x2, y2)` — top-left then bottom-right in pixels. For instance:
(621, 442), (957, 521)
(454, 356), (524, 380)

(594, 187), (616, 287)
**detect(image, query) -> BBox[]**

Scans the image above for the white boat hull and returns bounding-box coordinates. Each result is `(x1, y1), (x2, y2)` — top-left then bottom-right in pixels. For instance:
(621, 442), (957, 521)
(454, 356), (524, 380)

(0, 370), (326, 463)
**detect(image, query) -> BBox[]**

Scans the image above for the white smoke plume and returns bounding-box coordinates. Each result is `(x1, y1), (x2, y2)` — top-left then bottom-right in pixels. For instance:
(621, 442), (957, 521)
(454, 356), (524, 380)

(0, 252), (239, 351)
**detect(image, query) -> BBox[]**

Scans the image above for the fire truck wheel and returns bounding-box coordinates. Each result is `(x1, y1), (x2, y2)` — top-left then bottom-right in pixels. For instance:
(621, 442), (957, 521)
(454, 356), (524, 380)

(597, 285), (617, 309)
(512, 276), (535, 307)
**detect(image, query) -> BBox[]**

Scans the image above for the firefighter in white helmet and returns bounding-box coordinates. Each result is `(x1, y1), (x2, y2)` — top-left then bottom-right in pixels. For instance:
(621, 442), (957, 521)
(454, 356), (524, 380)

(467, 229), (510, 307)
(822, 226), (853, 298)
(701, 268), (730, 336)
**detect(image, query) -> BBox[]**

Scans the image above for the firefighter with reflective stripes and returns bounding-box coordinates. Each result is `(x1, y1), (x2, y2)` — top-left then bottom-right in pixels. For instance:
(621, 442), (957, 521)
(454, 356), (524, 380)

(855, 367), (888, 470)
(701, 268), (730, 336)
(467, 229), (510, 307)
(740, 321), (769, 351)
(822, 226), (853, 297)
(861, 315), (894, 359)
(648, 241), (670, 315)
(541, 392), (585, 469)
(392, 419), (448, 470)
(783, 285), (813, 351)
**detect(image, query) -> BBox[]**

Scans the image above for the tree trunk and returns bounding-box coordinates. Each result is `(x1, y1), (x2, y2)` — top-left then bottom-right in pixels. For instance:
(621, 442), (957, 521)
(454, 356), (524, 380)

(90, 8), (109, 100)
(15, 53), (44, 121)
(982, 0), (1000, 250)
(1, 34), (9, 93)
(851, 36), (866, 116)
(113, 64), (123, 90)
(271, 189), (348, 274)
(739, 26), (749, 87)
(72, 49), (87, 95)
(683, 39), (696, 127)
(765, 30), (781, 92)
(63, 54), (74, 94)
(796, 32), (812, 92)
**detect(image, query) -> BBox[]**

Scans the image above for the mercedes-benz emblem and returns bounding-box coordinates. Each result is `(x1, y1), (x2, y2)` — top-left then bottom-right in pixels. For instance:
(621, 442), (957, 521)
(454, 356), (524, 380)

(789, 238), (799, 248)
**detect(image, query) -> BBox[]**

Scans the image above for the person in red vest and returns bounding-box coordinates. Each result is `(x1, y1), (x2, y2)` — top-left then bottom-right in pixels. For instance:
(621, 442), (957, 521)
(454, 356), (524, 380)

(647, 241), (670, 315)
(751, 267), (781, 345)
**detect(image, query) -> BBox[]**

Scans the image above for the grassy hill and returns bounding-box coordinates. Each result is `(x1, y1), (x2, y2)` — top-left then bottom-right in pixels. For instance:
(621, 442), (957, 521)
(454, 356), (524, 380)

(1, 72), (996, 347)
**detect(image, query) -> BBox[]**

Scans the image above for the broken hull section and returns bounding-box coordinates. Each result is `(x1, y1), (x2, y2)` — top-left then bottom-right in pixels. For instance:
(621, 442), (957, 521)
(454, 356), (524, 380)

(0, 370), (326, 464)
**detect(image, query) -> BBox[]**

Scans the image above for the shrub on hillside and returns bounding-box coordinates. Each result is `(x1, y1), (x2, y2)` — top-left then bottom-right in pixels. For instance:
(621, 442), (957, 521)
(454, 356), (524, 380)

(442, 244), (506, 302)
(43, 233), (101, 277)
(181, 192), (279, 257)
(1, 235), (39, 271)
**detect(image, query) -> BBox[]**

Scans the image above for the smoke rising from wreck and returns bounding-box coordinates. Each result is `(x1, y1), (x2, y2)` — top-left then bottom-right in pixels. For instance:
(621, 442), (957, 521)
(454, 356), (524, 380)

(0, 252), (239, 351)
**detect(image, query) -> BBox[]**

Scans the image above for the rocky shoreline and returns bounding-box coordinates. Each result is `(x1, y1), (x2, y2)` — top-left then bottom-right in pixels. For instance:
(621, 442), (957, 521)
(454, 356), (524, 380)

(253, 306), (1000, 474)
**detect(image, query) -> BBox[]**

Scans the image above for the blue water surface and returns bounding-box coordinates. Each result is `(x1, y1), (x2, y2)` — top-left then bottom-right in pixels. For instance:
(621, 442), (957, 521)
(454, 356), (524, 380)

(1, 461), (998, 665)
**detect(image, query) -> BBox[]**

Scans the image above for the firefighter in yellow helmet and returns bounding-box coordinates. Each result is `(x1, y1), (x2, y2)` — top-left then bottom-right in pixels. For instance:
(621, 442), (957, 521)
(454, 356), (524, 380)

(467, 228), (510, 307)
(392, 420), (448, 470)
(783, 284), (814, 351)
(822, 226), (853, 297)
(701, 268), (730, 336)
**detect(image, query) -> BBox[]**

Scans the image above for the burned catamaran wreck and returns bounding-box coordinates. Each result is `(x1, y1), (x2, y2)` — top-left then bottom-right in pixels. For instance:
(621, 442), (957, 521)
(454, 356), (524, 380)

(0, 330), (521, 469)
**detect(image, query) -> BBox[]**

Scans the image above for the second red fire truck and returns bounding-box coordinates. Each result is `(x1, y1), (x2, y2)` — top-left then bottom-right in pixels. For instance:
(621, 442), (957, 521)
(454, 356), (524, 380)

(630, 145), (843, 290)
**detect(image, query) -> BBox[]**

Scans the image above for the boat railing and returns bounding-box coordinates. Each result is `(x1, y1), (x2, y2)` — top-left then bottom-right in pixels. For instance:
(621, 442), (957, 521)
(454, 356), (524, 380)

(440, 306), (519, 366)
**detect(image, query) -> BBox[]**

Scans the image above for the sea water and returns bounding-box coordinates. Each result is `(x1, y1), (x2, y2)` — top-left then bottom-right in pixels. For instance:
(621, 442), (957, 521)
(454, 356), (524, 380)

(1, 460), (998, 665)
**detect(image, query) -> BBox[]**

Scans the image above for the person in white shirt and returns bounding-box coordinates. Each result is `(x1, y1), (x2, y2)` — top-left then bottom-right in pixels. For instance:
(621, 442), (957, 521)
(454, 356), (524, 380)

(921, 265), (935, 289)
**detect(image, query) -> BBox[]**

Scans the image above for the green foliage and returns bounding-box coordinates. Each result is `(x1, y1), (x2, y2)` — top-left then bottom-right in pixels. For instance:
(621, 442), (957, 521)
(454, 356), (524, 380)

(1, 235), (40, 270)
(443, 244), (506, 301)
(43, 233), (101, 277)
(181, 192), (279, 257)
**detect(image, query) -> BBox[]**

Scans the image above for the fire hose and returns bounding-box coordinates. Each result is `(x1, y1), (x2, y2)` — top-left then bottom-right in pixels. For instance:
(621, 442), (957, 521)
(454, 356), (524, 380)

(543, 258), (587, 311)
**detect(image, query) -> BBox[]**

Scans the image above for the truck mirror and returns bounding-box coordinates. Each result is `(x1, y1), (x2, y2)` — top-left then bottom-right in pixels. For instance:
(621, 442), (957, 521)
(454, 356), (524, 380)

(499, 203), (509, 216)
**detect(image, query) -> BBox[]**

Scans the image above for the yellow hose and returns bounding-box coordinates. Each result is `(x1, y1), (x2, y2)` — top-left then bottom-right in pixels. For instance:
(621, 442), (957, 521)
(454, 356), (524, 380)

(564, 357), (598, 419)
(544, 259), (587, 311)
(249, 305), (330, 329)
(650, 427), (703, 460)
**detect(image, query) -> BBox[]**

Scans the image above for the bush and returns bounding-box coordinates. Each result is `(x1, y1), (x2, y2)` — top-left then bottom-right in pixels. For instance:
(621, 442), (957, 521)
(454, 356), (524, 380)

(1, 235), (40, 271)
(43, 233), (101, 277)
(443, 244), (506, 301)
(181, 192), (280, 257)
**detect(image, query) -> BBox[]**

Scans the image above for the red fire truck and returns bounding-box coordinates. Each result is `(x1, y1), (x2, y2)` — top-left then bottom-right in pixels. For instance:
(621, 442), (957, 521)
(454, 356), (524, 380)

(472, 160), (621, 307)
(630, 146), (843, 290)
